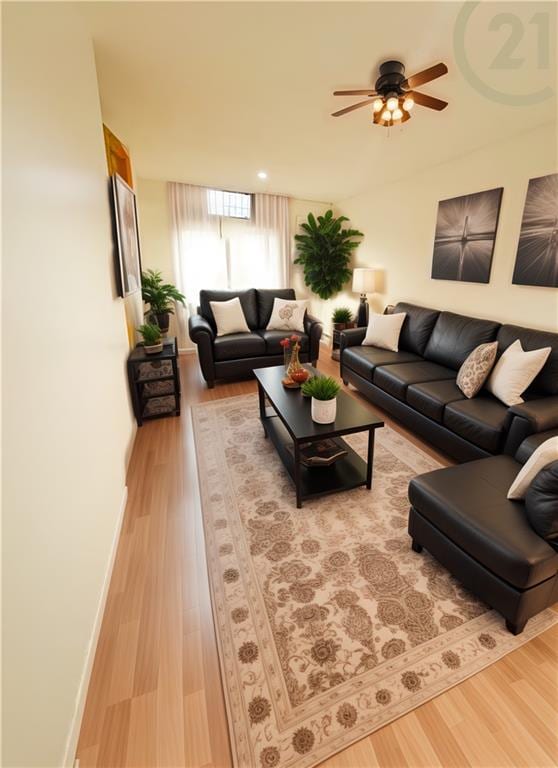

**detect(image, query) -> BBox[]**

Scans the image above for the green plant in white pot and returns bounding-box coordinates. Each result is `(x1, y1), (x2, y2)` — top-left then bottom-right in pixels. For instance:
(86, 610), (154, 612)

(137, 322), (163, 355)
(301, 376), (341, 424)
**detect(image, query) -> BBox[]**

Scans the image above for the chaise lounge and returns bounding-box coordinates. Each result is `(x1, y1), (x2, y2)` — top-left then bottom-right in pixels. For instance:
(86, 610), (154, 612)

(408, 430), (558, 634)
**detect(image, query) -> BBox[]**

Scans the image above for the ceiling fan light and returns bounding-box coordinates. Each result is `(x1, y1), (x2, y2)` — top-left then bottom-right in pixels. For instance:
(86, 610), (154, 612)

(392, 107), (403, 121)
(381, 109), (392, 122)
(386, 95), (399, 112)
(372, 98), (384, 113)
(403, 96), (415, 111)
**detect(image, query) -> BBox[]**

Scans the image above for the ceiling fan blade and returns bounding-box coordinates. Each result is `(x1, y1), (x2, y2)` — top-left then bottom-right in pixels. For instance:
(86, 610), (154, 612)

(333, 89), (377, 96)
(331, 98), (376, 117)
(410, 90), (448, 111)
(403, 62), (448, 90)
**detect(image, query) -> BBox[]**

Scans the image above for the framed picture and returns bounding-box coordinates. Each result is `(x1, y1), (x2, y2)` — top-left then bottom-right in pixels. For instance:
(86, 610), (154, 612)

(512, 173), (558, 288)
(110, 173), (141, 297)
(431, 187), (503, 284)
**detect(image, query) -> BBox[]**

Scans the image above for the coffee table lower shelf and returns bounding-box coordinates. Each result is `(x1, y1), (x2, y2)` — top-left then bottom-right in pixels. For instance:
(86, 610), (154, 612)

(262, 411), (368, 506)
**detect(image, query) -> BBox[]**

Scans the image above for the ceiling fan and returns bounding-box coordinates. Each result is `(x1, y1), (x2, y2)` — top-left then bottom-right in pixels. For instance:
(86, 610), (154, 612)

(332, 60), (448, 128)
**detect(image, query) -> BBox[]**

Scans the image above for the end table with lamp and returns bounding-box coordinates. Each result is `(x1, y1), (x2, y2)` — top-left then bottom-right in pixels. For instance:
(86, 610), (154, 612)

(352, 268), (377, 327)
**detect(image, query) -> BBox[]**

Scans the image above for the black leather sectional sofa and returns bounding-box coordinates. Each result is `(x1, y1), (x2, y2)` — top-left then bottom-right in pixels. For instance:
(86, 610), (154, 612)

(340, 302), (558, 462)
(189, 288), (323, 387)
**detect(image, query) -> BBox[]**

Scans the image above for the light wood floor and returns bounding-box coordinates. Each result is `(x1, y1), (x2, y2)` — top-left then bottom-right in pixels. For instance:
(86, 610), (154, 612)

(76, 352), (558, 768)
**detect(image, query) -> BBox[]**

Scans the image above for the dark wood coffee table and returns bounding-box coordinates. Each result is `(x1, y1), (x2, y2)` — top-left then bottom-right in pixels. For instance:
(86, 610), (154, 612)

(255, 364), (384, 508)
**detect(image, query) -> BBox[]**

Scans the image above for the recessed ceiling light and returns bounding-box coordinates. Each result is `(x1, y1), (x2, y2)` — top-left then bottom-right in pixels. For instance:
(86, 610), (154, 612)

(257, 171), (268, 179)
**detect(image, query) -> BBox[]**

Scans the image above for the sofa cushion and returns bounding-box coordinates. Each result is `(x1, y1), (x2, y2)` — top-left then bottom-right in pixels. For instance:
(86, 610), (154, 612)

(373, 361), (455, 401)
(424, 311), (500, 370)
(200, 289), (258, 332)
(393, 302), (440, 355)
(257, 330), (309, 355)
(343, 347), (421, 381)
(444, 395), (511, 453)
(213, 332), (266, 361)
(256, 288), (296, 328)
(406, 380), (465, 423)
(525, 461), (558, 546)
(408, 455), (558, 589)
(496, 324), (558, 396)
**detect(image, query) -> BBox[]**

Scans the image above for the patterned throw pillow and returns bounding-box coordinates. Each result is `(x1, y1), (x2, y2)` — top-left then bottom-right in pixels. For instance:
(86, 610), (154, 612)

(456, 342), (498, 398)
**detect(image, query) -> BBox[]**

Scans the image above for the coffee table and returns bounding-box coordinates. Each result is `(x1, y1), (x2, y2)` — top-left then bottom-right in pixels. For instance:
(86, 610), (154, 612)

(255, 364), (384, 508)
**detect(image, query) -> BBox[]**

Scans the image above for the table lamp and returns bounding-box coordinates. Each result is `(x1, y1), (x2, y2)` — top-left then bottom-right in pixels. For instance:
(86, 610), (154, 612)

(352, 268), (377, 327)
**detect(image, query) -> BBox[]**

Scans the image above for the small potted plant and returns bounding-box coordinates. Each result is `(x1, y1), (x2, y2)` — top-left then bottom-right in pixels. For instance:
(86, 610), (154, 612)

(141, 269), (186, 334)
(301, 376), (341, 423)
(332, 307), (354, 331)
(138, 322), (163, 354)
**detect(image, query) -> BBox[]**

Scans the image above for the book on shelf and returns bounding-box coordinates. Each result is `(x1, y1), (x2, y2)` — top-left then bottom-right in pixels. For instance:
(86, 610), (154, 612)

(286, 439), (347, 467)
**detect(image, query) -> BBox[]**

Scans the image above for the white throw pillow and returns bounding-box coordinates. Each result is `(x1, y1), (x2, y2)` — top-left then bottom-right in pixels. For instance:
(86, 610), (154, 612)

(266, 298), (308, 332)
(486, 339), (551, 406)
(210, 297), (250, 336)
(363, 313), (407, 352)
(507, 436), (558, 500)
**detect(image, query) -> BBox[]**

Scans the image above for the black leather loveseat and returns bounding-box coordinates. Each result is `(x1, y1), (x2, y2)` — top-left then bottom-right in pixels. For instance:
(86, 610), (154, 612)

(408, 429), (558, 634)
(340, 302), (558, 462)
(188, 289), (323, 388)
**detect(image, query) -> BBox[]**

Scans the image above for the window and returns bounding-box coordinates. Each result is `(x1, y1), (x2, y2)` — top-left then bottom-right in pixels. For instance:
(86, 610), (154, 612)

(207, 188), (251, 219)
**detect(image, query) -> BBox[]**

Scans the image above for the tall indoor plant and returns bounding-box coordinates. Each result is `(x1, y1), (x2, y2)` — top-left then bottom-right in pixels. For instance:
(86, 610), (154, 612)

(294, 210), (364, 300)
(141, 269), (186, 334)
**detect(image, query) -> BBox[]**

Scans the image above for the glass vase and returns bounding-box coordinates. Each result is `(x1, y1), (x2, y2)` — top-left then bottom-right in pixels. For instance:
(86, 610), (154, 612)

(287, 344), (303, 378)
(283, 346), (292, 373)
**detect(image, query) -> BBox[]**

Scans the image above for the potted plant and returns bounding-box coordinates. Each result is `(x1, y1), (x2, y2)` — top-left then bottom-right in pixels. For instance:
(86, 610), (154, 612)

(301, 376), (341, 424)
(137, 322), (163, 355)
(332, 307), (355, 331)
(294, 210), (364, 300)
(141, 269), (186, 334)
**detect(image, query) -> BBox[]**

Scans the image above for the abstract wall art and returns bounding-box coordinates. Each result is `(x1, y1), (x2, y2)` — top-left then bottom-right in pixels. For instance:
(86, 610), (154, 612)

(512, 173), (558, 288)
(431, 187), (503, 283)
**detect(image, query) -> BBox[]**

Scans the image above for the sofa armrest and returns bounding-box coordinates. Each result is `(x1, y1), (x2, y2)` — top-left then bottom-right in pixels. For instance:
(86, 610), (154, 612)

(339, 327), (367, 351)
(503, 396), (558, 455)
(188, 314), (216, 386)
(304, 313), (323, 364)
(188, 314), (215, 342)
(509, 397), (558, 432)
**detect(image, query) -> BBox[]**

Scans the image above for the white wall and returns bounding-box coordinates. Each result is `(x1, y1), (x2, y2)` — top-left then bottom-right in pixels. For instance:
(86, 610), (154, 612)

(334, 122), (558, 331)
(2, 4), (136, 765)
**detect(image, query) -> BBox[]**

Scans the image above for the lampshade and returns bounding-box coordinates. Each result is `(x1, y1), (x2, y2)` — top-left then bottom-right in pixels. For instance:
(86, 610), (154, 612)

(352, 268), (377, 294)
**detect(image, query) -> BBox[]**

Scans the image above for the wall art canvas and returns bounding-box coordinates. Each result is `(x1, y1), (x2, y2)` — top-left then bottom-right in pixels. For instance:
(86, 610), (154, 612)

(111, 173), (142, 297)
(431, 187), (503, 283)
(512, 173), (558, 288)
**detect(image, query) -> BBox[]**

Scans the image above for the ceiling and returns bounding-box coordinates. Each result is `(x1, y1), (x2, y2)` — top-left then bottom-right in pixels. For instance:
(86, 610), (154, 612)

(81, 1), (557, 202)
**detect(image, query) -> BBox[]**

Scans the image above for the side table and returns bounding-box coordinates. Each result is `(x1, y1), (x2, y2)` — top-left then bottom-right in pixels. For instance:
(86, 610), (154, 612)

(127, 336), (181, 426)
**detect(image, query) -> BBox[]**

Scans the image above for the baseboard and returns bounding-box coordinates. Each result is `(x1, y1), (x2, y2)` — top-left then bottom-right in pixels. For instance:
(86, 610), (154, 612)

(178, 347), (196, 355)
(62, 485), (129, 767)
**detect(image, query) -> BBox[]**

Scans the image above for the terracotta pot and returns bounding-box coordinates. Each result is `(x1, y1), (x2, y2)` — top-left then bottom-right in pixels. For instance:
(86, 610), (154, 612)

(311, 397), (337, 424)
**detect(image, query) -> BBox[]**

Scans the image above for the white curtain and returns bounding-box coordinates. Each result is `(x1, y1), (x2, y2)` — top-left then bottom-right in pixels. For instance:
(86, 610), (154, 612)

(228, 193), (289, 288)
(168, 183), (290, 346)
(168, 182), (225, 347)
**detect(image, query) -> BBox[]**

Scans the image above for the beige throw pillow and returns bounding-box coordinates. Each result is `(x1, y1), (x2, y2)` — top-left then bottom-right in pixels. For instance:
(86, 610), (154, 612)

(486, 339), (551, 406)
(456, 342), (498, 398)
(507, 436), (558, 500)
(266, 298), (308, 332)
(363, 313), (407, 352)
(209, 297), (250, 336)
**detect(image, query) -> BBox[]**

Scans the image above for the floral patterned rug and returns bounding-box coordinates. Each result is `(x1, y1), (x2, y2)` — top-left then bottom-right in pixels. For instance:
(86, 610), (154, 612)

(192, 394), (557, 768)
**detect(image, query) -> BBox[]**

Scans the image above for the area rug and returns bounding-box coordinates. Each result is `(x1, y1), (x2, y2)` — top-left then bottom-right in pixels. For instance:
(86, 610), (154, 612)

(192, 394), (557, 768)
